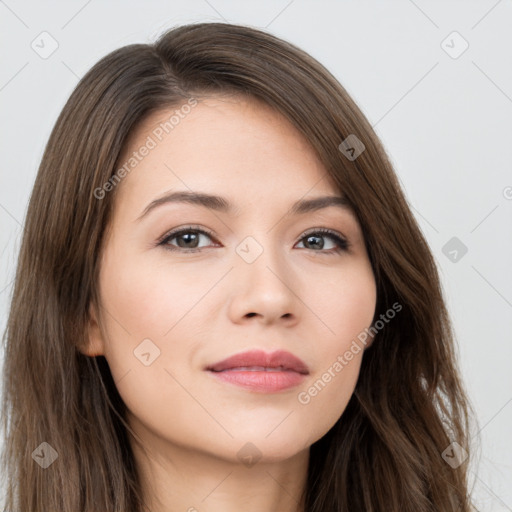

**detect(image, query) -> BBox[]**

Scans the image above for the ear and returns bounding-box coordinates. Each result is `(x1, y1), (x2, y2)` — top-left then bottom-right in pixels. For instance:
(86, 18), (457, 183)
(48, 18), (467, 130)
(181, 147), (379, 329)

(364, 332), (375, 350)
(79, 302), (106, 357)
(363, 328), (377, 350)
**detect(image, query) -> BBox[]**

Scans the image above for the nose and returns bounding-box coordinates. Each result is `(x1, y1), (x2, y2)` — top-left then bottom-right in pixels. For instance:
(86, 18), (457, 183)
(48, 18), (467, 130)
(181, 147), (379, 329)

(227, 242), (299, 327)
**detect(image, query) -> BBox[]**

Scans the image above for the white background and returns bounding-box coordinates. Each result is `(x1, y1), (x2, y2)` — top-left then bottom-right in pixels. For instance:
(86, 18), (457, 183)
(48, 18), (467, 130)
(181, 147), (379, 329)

(1, 1), (511, 510)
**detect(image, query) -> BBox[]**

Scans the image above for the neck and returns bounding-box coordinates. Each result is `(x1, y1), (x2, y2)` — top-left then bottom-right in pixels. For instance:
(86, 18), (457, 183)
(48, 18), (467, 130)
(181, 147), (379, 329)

(129, 424), (309, 512)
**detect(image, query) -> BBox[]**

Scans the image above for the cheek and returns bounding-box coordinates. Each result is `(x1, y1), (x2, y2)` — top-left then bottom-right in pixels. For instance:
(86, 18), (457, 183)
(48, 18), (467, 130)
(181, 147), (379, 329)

(96, 253), (212, 441)
(312, 257), (377, 353)
(293, 260), (375, 436)
(294, 353), (363, 444)
(97, 250), (222, 402)
(100, 250), (216, 344)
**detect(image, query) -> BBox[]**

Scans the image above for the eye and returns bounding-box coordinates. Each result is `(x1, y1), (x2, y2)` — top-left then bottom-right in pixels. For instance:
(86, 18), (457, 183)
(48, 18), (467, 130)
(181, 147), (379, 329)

(295, 228), (349, 254)
(157, 226), (217, 253)
(156, 226), (350, 254)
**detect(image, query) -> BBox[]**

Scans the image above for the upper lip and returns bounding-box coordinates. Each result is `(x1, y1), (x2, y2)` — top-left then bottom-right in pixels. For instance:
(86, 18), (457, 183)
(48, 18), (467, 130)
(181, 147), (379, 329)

(205, 349), (310, 374)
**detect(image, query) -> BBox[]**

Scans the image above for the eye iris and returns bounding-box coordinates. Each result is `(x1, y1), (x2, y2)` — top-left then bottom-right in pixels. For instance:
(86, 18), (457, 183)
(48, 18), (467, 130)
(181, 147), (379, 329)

(305, 234), (324, 250)
(177, 232), (200, 248)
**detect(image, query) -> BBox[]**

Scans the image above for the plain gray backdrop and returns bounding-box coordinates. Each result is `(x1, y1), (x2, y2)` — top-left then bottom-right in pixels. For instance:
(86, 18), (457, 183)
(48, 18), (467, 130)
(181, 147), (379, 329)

(1, 1), (511, 510)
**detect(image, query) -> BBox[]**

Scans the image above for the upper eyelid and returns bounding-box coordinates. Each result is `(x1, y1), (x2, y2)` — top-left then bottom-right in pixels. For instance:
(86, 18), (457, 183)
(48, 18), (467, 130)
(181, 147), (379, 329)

(157, 225), (216, 244)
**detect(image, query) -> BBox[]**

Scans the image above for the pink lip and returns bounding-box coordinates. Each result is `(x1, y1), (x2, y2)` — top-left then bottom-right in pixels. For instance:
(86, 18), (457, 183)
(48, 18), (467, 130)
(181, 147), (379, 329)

(205, 349), (309, 393)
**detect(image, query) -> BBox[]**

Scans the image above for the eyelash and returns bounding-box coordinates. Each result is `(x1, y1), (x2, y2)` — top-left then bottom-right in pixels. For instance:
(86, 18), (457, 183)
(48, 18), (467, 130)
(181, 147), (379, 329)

(156, 225), (350, 255)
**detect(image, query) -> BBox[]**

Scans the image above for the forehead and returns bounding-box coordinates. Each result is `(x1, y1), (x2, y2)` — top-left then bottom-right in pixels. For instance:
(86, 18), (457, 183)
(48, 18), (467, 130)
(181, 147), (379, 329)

(112, 95), (346, 218)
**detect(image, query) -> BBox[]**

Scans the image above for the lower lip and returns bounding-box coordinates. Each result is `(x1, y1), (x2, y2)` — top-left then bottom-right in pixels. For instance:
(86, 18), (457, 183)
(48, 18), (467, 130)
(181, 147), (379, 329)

(207, 369), (307, 392)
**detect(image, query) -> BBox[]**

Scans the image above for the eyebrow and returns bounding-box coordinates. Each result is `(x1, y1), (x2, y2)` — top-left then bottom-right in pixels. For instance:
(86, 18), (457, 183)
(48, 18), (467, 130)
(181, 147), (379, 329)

(135, 190), (352, 222)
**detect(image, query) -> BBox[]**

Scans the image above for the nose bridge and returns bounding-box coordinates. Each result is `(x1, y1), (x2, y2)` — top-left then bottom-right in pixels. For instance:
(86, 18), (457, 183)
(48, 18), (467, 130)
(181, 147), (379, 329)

(229, 231), (297, 322)
(235, 231), (286, 282)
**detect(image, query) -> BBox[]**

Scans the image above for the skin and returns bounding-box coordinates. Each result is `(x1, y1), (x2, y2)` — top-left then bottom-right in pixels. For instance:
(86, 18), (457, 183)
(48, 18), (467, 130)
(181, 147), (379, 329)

(83, 94), (377, 512)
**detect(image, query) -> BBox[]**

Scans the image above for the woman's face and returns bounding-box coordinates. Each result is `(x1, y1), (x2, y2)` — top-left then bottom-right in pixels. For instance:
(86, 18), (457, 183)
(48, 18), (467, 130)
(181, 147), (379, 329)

(86, 95), (377, 464)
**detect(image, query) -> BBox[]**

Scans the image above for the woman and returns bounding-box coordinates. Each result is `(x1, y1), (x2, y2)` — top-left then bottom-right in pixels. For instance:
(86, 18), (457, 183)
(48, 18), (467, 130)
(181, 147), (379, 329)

(1, 21), (478, 511)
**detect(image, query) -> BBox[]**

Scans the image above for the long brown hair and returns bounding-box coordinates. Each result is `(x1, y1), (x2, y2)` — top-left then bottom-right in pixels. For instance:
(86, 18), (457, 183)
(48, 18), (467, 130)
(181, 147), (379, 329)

(1, 21), (479, 511)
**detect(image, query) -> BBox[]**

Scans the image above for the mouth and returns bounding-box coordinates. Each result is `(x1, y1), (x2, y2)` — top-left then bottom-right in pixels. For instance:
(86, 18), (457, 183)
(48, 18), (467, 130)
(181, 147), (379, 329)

(215, 366), (297, 372)
(205, 349), (309, 393)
